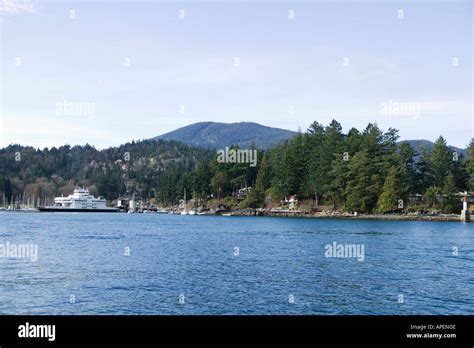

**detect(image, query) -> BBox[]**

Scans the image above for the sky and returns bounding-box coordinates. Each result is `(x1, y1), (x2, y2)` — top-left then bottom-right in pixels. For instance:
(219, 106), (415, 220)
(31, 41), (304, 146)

(0, 0), (472, 149)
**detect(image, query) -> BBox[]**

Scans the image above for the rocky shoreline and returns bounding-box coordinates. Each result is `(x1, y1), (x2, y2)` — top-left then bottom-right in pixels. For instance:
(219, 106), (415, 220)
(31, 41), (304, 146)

(225, 208), (463, 222)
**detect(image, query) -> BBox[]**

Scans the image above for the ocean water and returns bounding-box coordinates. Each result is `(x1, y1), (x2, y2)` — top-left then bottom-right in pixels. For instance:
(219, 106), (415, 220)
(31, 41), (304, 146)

(0, 212), (472, 315)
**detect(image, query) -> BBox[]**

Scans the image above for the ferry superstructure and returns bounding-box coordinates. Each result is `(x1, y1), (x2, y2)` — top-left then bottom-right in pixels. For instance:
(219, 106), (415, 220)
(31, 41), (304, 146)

(38, 187), (118, 212)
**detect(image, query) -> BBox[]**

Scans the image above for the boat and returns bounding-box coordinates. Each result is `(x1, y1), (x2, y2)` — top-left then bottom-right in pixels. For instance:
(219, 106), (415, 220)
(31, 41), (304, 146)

(222, 213), (232, 217)
(38, 187), (118, 212)
(180, 188), (190, 215)
(19, 208), (39, 212)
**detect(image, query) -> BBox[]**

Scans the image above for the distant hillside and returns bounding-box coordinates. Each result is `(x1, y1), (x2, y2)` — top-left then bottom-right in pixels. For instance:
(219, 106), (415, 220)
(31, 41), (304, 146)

(398, 140), (468, 159)
(0, 139), (213, 202)
(154, 122), (469, 155)
(153, 122), (297, 149)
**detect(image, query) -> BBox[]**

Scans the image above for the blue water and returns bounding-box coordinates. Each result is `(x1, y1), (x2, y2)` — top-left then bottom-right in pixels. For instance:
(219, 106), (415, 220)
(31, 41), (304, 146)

(0, 213), (473, 315)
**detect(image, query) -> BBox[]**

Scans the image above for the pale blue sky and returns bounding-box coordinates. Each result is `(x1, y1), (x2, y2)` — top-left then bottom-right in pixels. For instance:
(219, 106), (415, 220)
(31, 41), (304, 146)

(0, 0), (472, 149)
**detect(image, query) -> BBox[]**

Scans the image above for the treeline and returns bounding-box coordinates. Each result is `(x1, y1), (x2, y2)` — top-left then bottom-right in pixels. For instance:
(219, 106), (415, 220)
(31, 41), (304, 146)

(246, 120), (473, 213)
(0, 120), (473, 214)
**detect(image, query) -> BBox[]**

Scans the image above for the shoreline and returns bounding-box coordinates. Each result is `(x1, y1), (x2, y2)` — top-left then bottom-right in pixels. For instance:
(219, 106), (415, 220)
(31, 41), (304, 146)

(227, 209), (465, 222)
(0, 207), (467, 222)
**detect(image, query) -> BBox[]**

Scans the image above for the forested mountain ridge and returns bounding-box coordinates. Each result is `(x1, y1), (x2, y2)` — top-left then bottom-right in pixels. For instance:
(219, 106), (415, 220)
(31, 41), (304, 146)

(154, 121), (468, 157)
(154, 121), (297, 149)
(0, 139), (213, 204)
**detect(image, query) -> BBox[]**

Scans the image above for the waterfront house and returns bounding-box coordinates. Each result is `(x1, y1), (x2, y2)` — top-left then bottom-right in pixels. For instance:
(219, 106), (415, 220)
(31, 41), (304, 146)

(289, 195), (298, 210)
(116, 197), (130, 211)
(409, 194), (423, 203)
(234, 187), (252, 200)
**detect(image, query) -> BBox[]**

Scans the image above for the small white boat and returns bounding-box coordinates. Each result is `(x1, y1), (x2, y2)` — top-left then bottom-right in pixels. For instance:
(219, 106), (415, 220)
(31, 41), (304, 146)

(180, 188), (192, 215)
(188, 210), (196, 215)
(20, 208), (39, 212)
(222, 213), (232, 217)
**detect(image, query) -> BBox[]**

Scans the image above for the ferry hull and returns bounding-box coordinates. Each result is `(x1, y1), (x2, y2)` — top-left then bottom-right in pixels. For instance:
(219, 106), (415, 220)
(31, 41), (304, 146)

(38, 207), (119, 213)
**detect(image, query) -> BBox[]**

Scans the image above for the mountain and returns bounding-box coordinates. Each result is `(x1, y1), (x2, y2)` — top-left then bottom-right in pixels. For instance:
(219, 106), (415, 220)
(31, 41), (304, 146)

(154, 122), (469, 156)
(398, 140), (468, 159)
(153, 122), (297, 149)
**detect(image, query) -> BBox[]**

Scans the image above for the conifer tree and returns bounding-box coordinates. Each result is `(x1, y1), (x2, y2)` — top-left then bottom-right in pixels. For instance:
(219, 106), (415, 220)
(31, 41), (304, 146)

(430, 136), (453, 188)
(376, 166), (409, 213)
(443, 172), (459, 213)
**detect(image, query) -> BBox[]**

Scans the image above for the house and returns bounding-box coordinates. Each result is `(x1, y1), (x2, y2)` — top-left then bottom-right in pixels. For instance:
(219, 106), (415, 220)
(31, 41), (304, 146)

(116, 197), (130, 211)
(234, 187), (252, 200)
(409, 194), (423, 203)
(289, 195), (298, 210)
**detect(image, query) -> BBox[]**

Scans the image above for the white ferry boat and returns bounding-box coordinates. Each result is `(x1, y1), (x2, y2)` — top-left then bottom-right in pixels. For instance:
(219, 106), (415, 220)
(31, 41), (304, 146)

(38, 187), (118, 213)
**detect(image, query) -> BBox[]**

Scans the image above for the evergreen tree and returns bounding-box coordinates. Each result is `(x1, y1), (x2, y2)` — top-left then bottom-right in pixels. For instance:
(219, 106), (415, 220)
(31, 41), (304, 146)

(305, 122), (326, 205)
(193, 160), (212, 200)
(287, 131), (307, 196)
(376, 166), (409, 213)
(398, 142), (417, 193)
(451, 156), (469, 192)
(272, 142), (293, 200)
(467, 139), (474, 191)
(344, 151), (375, 213)
(245, 156), (270, 208)
(424, 186), (440, 209)
(210, 171), (227, 200)
(414, 145), (433, 194)
(430, 136), (453, 188)
(0, 176), (12, 201)
(442, 173), (459, 213)
(345, 128), (363, 154)
(326, 153), (349, 208)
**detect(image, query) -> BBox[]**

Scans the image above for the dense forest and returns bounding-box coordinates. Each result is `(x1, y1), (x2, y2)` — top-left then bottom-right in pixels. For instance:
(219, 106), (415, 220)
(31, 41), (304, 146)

(246, 120), (473, 213)
(0, 139), (213, 205)
(1, 120), (473, 214)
